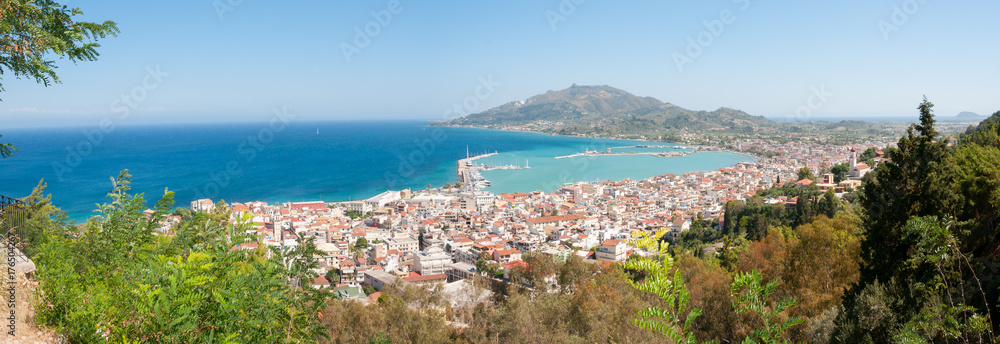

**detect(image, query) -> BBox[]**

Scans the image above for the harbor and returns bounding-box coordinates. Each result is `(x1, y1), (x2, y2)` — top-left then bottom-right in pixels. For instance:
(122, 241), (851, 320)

(457, 149), (531, 190)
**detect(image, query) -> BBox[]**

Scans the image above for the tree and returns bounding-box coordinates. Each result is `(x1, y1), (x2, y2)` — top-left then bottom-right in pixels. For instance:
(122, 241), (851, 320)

(1, 0), (119, 157)
(839, 99), (971, 342)
(418, 229), (426, 251)
(797, 167), (814, 181)
(818, 189), (837, 218)
(356, 237), (369, 250)
(32, 170), (330, 342)
(830, 164), (849, 183)
(20, 179), (69, 258)
(326, 268), (341, 285)
(852, 98), (957, 304)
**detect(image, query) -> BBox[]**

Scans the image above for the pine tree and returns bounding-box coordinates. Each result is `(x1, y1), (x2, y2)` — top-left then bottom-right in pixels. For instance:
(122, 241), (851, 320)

(856, 97), (957, 285)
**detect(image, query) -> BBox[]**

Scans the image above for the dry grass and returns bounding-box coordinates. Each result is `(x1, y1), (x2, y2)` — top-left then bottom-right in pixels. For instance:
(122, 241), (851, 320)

(5, 272), (62, 344)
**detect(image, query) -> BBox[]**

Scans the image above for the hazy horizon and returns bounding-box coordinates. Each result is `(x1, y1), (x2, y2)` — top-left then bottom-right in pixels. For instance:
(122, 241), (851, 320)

(2, 1), (998, 128)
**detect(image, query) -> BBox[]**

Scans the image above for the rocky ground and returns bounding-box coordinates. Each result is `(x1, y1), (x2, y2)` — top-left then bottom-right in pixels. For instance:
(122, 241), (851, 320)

(6, 272), (62, 343)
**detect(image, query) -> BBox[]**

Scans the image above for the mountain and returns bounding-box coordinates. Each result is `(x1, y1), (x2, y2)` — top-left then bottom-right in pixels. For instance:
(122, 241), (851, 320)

(941, 111), (987, 122)
(955, 111), (986, 120)
(438, 84), (773, 134)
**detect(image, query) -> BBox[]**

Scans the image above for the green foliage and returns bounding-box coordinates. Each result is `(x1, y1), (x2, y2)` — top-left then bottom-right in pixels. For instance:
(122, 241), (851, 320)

(729, 271), (802, 343)
(818, 189), (838, 218)
(0, 134), (16, 158)
(0, 0), (120, 159)
(367, 333), (392, 344)
(33, 170), (329, 343)
(830, 164), (849, 183)
(959, 110), (1000, 147)
(624, 228), (702, 344)
(797, 167), (814, 181)
(0, 0), (119, 92)
(345, 210), (372, 219)
(20, 179), (69, 258)
(839, 99), (1000, 343)
(325, 269), (340, 285)
(897, 217), (995, 342)
(856, 97), (957, 292)
(724, 191), (821, 241)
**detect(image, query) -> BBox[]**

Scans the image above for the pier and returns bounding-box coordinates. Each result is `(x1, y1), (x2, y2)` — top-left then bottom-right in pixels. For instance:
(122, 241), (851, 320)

(456, 150), (531, 190)
(553, 150), (691, 159)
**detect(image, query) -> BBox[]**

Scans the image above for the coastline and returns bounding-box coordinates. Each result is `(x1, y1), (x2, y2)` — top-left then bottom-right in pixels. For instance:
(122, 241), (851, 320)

(245, 126), (762, 211)
(51, 123), (761, 221)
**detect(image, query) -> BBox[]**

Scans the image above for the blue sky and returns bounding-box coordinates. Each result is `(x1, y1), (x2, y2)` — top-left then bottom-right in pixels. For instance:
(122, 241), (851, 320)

(2, 0), (998, 128)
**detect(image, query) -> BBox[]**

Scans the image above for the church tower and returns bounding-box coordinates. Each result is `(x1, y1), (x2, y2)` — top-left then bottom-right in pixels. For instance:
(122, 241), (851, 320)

(849, 147), (857, 168)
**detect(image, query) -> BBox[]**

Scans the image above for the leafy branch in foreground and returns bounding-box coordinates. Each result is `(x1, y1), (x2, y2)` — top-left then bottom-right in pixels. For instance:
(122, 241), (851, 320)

(33, 169), (329, 343)
(730, 270), (802, 344)
(1, 0), (119, 93)
(624, 228), (702, 344)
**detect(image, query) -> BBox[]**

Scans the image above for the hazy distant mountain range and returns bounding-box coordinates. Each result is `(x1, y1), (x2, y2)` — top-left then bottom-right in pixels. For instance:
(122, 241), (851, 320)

(437, 84), (774, 133)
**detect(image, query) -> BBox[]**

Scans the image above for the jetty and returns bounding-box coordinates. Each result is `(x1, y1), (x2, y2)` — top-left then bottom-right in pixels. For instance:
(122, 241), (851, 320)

(456, 149), (532, 190)
(554, 149), (691, 159)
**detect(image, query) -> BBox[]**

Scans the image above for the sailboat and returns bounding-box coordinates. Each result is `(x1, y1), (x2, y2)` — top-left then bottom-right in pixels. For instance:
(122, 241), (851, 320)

(316, 128), (319, 135)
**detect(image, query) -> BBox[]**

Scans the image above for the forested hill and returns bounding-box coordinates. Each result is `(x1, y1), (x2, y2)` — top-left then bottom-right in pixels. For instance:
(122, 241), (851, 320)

(436, 84), (775, 134)
(960, 110), (1000, 146)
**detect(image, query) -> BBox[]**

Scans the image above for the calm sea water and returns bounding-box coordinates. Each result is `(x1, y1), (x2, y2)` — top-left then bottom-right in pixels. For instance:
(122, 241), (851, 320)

(1, 121), (754, 221)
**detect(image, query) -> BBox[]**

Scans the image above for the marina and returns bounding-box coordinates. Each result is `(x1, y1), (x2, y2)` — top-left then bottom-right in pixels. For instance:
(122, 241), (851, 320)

(456, 148), (531, 190)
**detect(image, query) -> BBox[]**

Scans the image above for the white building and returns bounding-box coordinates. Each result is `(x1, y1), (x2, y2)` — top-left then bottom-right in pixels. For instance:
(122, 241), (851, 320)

(414, 247), (452, 276)
(191, 199), (215, 212)
(366, 190), (402, 209)
(847, 147), (871, 180)
(346, 201), (372, 213)
(385, 237), (419, 254)
(596, 239), (628, 262)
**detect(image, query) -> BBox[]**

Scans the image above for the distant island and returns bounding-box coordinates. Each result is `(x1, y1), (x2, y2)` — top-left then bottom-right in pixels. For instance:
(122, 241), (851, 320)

(943, 111), (988, 122)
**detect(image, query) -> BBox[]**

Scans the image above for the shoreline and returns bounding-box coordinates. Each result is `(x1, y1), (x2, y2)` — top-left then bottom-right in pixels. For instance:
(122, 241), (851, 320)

(60, 125), (761, 221)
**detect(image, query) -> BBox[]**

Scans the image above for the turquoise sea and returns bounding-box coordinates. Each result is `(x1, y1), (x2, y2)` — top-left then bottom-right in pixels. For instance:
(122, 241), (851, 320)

(0, 121), (754, 221)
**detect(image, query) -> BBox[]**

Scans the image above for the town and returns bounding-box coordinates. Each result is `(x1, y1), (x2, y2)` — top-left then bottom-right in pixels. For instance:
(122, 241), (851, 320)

(171, 137), (900, 304)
